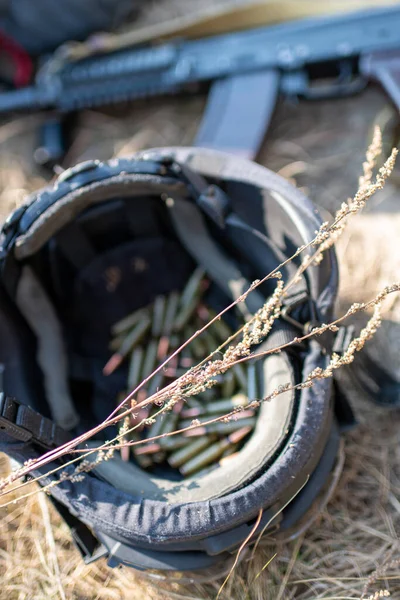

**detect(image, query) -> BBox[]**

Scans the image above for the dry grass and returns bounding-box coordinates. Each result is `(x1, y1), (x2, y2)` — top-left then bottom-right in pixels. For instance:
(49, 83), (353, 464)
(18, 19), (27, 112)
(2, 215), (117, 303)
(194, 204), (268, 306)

(1, 68), (400, 600)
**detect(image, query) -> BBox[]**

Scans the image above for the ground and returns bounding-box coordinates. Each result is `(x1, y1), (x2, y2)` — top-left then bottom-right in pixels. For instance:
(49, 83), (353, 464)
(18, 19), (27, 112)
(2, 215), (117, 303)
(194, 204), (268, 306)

(0, 22), (400, 600)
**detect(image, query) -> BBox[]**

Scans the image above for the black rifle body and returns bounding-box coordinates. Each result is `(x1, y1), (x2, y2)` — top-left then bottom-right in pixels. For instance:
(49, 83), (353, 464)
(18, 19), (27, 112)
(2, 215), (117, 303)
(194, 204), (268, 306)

(1, 6), (400, 159)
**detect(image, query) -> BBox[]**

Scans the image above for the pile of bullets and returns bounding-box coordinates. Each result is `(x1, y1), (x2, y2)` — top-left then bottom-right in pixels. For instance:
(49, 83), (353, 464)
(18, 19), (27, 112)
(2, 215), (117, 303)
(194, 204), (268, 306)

(104, 267), (259, 478)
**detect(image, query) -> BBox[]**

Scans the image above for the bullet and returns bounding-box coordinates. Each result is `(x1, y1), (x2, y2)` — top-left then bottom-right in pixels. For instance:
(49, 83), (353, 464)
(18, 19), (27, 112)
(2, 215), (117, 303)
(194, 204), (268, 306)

(146, 371), (165, 397)
(147, 411), (166, 440)
(127, 346), (144, 390)
(201, 328), (220, 356)
(120, 445), (131, 462)
(136, 389), (148, 404)
(163, 367), (188, 378)
(183, 417), (256, 437)
(109, 333), (125, 352)
(169, 334), (180, 348)
(174, 268), (205, 332)
(173, 399), (184, 414)
(112, 307), (150, 336)
(180, 352), (194, 368)
(160, 409), (180, 436)
(232, 363), (247, 389)
(134, 442), (161, 456)
(180, 409), (254, 429)
(182, 426), (252, 475)
(184, 326), (206, 359)
(207, 394), (248, 414)
(247, 362), (257, 401)
(159, 434), (191, 451)
(187, 463), (219, 478)
(134, 452), (152, 469)
(152, 295), (166, 337)
(103, 316), (151, 375)
(227, 426), (253, 445)
(157, 335), (170, 361)
(186, 397), (202, 408)
(196, 303), (210, 323)
(208, 310), (234, 342)
(197, 388), (217, 402)
(219, 447), (239, 465)
(180, 394), (248, 418)
(168, 435), (216, 468)
(180, 437), (234, 477)
(163, 291), (180, 336)
(141, 338), (158, 380)
(130, 406), (150, 433)
(222, 370), (236, 397)
(180, 267), (205, 311)
(180, 407), (201, 419)
(174, 294), (202, 332)
(153, 451), (167, 464)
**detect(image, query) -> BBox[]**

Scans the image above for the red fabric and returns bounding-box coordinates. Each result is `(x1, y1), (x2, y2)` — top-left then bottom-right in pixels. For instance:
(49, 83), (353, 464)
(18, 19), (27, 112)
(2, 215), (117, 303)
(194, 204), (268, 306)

(0, 30), (33, 86)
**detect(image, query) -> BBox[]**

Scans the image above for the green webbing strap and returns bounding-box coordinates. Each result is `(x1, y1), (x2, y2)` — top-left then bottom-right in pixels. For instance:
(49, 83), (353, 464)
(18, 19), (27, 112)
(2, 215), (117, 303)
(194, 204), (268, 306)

(166, 196), (265, 319)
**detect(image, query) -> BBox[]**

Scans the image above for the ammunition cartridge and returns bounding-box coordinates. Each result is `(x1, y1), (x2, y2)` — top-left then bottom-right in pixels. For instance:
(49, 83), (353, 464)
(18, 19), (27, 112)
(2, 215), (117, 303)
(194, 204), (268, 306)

(180, 267), (205, 310)
(141, 338), (158, 380)
(168, 435), (216, 468)
(180, 438), (233, 476)
(180, 407), (201, 419)
(196, 303), (210, 323)
(208, 311), (233, 342)
(173, 399), (184, 414)
(146, 371), (164, 397)
(134, 442), (161, 456)
(157, 335), (170, 361)
(147, 412), (165, 440)
(134, 453), (152, 469)
(103, 316), (151, 375)
(233, 363), (247, 389)
(201, 328), (220, 356)
(186, 397), (202, 408)
(184, 326), (206, 359)
(159, 434), (191, 451)
(197, 388), (217, 401)
(184, 417), (256, 437)
(169, 334), (180, 348)
(152, 451), (167, 464)
(127, 346), (144, 390)
(163, 366), (187, 378)
(174, 294), (202, 332)
(180, 409), (253, 429)
(152, 295), (166, 337)
(109, 333), (125, 352)
(208, 393), (248, 414)
(120, 445), (130, 462)
(112, 307), (150, 336)
(228, 425), (253, 444)
(219, 446), (239, 465)
(247, 362), (257, 401)
(181, 394), (247, 418)
(160, 410), (180, 436)
(222, 370), (236, 397)
(180, 352), (194, 368)
(188, 464), (219, 478)
(163, 291), (180, 336)
(130, 407), (150, 432)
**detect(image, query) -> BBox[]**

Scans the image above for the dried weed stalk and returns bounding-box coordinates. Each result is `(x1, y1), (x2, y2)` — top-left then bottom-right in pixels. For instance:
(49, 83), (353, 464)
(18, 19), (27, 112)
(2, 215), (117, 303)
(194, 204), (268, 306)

(0, 127), (399, 504)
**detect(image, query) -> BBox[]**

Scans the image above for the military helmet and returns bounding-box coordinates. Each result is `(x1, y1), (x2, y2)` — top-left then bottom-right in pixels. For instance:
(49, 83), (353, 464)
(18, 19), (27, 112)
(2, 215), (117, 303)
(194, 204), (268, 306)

(0, 147), (355, 576)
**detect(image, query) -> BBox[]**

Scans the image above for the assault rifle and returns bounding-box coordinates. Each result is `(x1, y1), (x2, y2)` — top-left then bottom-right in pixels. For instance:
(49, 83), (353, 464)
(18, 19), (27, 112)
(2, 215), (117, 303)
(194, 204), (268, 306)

(1, 5), (400, 161)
